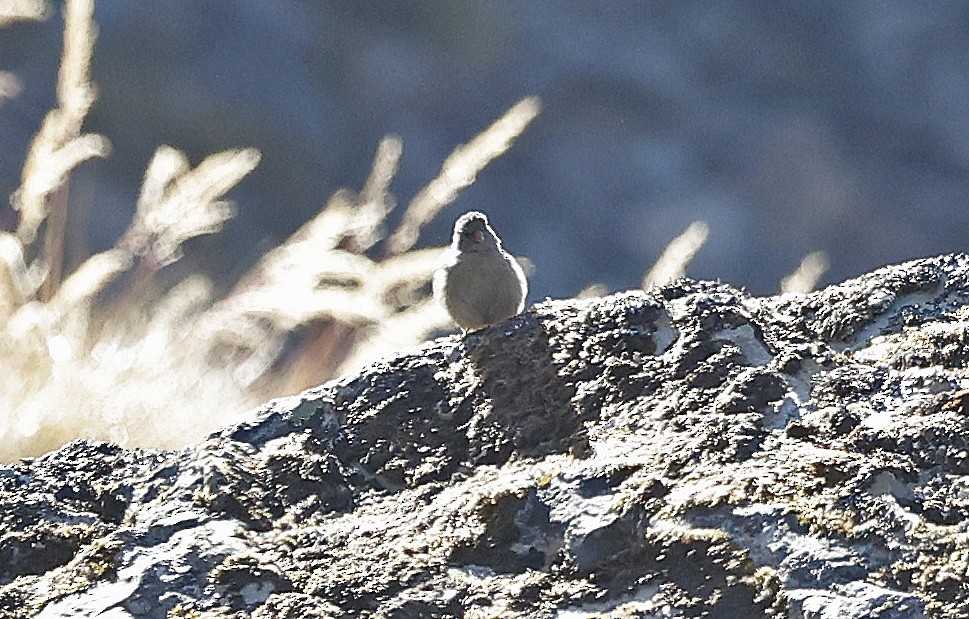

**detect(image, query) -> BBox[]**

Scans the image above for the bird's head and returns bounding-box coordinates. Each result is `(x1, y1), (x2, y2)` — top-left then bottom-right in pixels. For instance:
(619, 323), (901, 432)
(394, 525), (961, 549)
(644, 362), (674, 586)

(452, 211), (502, 253)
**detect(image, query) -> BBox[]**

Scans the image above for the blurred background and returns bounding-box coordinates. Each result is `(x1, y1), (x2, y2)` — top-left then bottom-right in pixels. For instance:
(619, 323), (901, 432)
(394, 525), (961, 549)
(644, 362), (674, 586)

(3, 1), (969, 301)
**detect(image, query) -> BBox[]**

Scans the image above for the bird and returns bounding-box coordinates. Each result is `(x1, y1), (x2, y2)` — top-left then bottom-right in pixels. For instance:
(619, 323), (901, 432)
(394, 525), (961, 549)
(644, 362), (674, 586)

(434, 211), (528, 331)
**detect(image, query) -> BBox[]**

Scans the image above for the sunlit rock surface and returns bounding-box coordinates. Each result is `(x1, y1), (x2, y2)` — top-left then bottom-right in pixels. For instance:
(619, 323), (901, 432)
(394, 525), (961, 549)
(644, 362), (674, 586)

(4, 254), (969, 618)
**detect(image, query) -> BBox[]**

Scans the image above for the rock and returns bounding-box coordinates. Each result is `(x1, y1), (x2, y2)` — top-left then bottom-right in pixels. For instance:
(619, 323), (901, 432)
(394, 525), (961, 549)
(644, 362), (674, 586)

(5, 254), (969, 617)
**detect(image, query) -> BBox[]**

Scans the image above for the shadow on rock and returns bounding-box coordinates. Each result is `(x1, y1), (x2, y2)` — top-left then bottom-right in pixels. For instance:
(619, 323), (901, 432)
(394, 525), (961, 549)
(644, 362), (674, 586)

(461, 313), (582, 465)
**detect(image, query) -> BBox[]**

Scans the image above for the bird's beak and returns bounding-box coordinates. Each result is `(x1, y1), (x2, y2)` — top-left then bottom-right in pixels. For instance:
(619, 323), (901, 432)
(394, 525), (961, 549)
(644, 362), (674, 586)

(471, 230), (485, 244)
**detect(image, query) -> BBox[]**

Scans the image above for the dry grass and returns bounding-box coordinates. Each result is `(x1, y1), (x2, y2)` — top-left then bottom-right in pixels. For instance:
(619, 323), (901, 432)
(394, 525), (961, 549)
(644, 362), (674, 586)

(641, 225), (830, 295)
(0, 2), (832, 462)
(0, 0), (540, 460)
(0, 0), (49, 27)
(385, 96), (541, 255)
(642, 220), (710, 289)
(780, 251), (830, 294)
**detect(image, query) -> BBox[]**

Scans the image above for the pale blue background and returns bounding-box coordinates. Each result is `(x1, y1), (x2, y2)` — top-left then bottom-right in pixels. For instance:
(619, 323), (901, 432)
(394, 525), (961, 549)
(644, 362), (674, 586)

(3, 1), (969, 299)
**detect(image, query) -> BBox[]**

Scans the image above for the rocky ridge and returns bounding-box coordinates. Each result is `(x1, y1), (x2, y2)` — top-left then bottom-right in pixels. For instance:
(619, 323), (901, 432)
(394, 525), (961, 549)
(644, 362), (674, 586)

(3, 254), (969, 617)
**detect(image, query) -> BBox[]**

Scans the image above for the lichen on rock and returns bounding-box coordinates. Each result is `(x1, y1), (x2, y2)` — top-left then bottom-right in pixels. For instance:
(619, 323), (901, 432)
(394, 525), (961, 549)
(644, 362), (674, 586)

(5, 254), (969, 617)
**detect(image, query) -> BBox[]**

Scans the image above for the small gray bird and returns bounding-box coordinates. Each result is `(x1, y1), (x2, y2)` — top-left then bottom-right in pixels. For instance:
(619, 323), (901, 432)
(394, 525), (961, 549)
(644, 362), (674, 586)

(434, 211), (528, 331)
